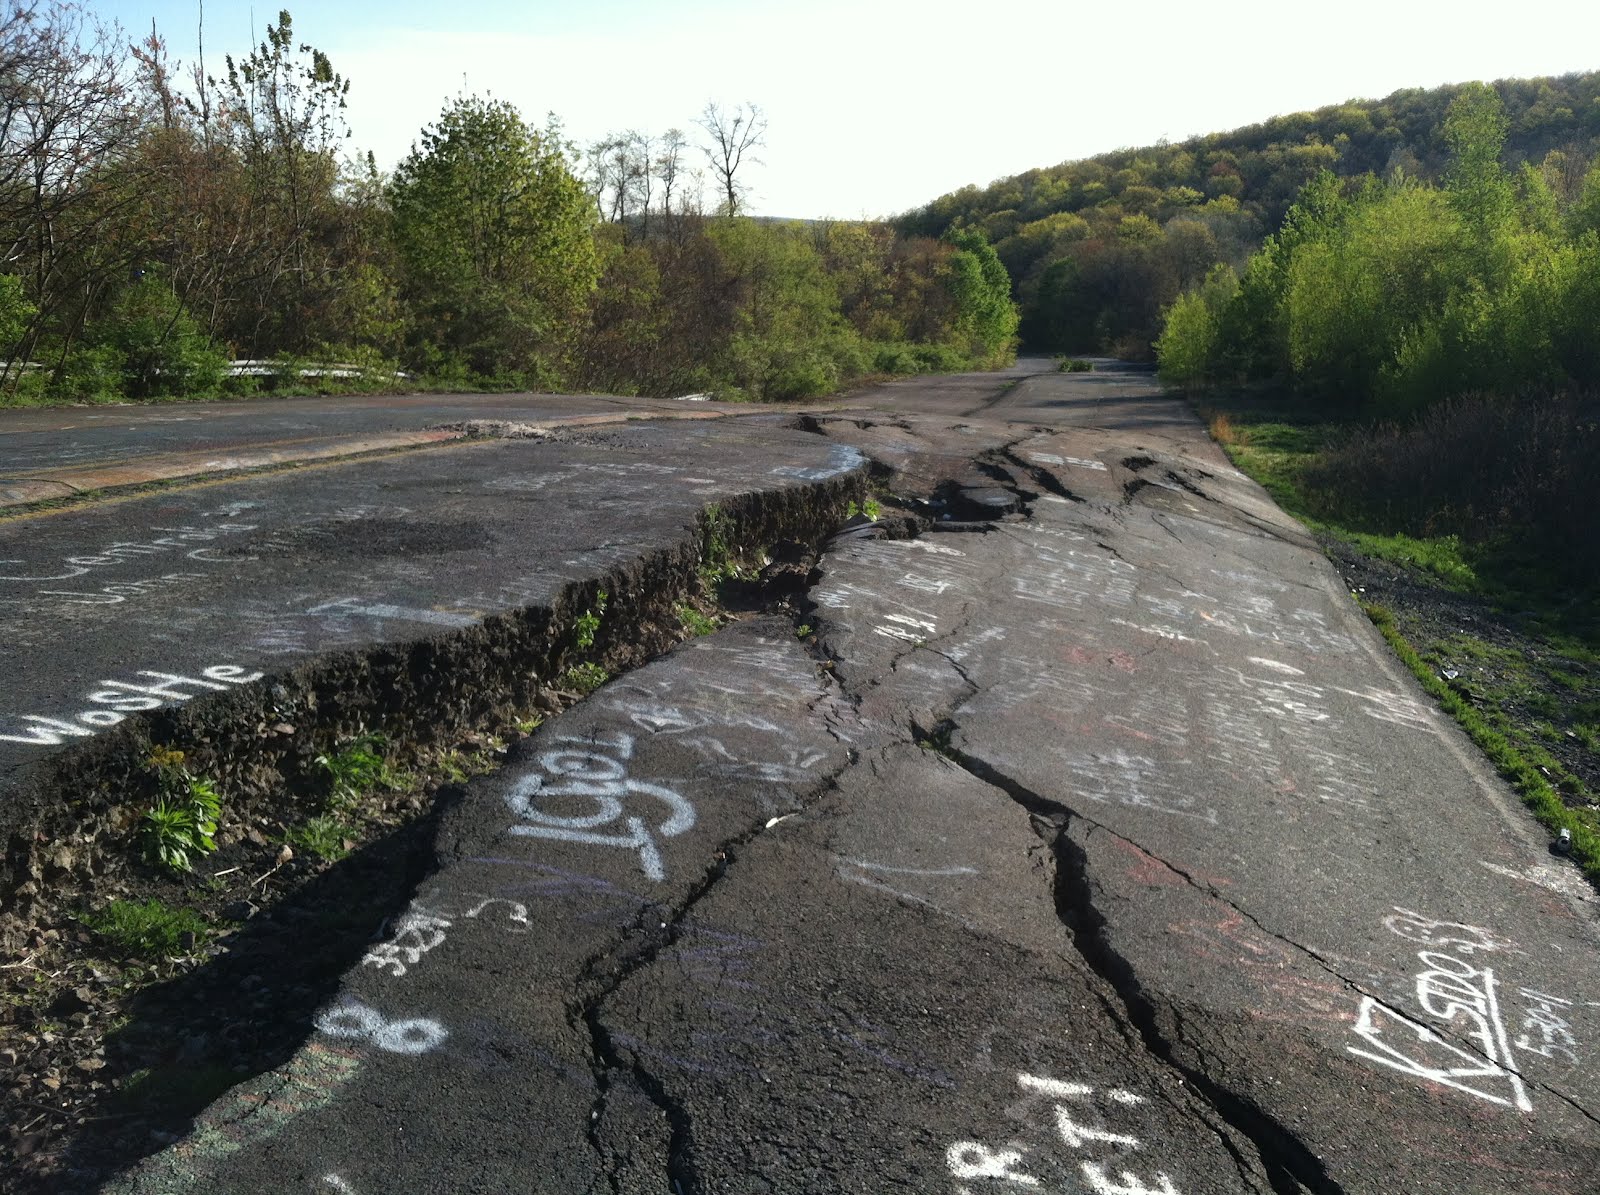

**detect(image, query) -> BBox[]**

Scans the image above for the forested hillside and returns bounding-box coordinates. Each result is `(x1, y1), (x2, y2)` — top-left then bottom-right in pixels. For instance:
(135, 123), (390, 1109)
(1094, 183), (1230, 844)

(0, 5), (1016, 406)
(897, 72), (1600, 356)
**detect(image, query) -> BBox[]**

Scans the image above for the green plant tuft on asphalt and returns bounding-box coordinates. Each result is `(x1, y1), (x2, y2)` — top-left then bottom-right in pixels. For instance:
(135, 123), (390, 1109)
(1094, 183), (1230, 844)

(795, 624), (814, 640)
(85, 898), (208, 958)
(845, 497), (883, 521)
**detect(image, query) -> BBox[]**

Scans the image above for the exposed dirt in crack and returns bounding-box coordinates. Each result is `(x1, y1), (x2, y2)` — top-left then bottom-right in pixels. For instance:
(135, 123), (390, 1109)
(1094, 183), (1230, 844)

(1000, 447), (1085, 502)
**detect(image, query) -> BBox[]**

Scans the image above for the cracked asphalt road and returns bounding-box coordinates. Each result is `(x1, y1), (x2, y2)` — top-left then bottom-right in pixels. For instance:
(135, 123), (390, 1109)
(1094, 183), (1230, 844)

(15, 362), (1600, 1193)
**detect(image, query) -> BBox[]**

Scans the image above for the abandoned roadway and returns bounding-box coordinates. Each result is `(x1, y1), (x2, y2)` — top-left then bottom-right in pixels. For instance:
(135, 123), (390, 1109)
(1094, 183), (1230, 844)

(1, 363), (1596, 1194)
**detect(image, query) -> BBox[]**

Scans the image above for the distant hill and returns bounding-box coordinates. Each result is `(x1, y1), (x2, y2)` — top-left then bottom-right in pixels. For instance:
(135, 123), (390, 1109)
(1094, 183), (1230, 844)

(895, 73), (1600, 355)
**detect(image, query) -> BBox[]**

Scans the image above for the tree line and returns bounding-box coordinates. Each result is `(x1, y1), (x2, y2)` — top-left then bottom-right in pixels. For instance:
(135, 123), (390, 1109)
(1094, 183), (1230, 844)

(0, 4), (1017, 404)
(897, 71), (1600, 359)
(1157, 83), (1600, 584)
(1155, 83), (1600, 408)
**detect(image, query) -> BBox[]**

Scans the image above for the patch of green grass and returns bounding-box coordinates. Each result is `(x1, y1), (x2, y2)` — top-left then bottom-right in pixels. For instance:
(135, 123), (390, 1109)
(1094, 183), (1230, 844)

(317, 735), (401, 813)
(677, 602), (718, 637)
(845, 497), (884, 521)
(1363, 602), (1600, 881)
(795, 624), (814, 640)
(1200, 391), (1600, 640)
(1428, 633), (1526, 668)
(560, 663), (609, 695)
(1057, 358), (1095, 373)
(1551, 670), (1587, 692)
(285, 815), (352, 862)
(85, 899), (209, 958)
(1336, 530), (1479, 592)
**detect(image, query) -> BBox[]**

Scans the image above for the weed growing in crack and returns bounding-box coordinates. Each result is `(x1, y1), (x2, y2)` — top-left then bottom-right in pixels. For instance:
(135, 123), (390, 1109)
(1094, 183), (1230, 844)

(677, 602), (718, 636)
(574, 591), (608, 649)
(139, 750), (222, 874)
(561, 663), (610, 695)
(317, 735), (401, 814)
(795, 623), (814, 640)
(84, 898), (208, 958)
(916, 725), (955, 757)
(298, 735), (405, 860)
(845, 497), (883, 521)
(285, 815), (351, 862)
(435, 746), (500, 784)
(700, 505), (748, 589)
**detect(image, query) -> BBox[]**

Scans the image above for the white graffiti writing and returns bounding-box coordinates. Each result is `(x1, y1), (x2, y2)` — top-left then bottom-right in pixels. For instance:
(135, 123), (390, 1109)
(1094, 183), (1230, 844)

(504, 731), (694, 881)
(0, 665), (264, 746)
(947, 1143), (1039, 1186)
(314, 999), (447, 1055)
(948, 1073), (1180, 1195)
(28, 571), (207, 607)
(1348, 994), (1530, 1112)
(1349, 909), (1533, 1111)
(1515, 989), (1581, 1065)
(1081, 1165), (1180, 1195)
(875, 612), (938, 642)
(1382, 907), (1520, 956)
(1028, 451), (1108, 472)
(309, 597), (477, 629)
(362, 896), (532, 978)
(0, 523), (258, 585)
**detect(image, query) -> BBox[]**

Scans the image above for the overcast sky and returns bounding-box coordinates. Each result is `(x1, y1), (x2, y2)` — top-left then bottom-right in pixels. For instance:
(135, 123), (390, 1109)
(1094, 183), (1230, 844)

(101, 0), (1600, 219)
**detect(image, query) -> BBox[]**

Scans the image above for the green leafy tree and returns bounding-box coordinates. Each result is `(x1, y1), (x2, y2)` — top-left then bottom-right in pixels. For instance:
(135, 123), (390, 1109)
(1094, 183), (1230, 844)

(941, 229), (1019, 363)
(390, 96), (600, 380)
(1569, 158), (1600, 238)
(709, 218), (857, 400)
(1442, 82), (1515, 241)
(1155, 264), (1237, 388)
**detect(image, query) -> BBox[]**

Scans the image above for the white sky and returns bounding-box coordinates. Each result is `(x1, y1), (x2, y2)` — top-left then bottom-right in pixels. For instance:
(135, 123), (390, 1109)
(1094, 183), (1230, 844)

(107, 0), (1600, 219)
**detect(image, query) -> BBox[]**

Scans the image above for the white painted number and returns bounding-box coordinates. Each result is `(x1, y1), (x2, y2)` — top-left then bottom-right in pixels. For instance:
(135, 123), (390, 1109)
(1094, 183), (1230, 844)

(315, 999), (447, 1055)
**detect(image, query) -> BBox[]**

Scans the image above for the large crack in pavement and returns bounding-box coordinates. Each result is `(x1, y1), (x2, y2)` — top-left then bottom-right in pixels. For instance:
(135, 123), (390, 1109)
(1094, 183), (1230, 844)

(575, 763), (856, 1195)
(85, 398), (1600, 1193)
(942, 745), (1341, 1195)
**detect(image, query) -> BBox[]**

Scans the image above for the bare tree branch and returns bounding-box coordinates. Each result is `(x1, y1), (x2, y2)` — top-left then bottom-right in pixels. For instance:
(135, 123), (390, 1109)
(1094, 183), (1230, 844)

(696, 100), (765, 216)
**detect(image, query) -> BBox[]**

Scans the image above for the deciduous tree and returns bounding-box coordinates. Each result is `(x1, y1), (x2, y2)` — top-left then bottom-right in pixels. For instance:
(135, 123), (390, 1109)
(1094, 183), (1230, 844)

(697, 100), (764, 216)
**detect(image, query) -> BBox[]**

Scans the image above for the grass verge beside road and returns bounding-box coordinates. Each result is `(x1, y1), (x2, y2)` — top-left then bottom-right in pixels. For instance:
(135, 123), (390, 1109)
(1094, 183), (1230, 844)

(1193, 391), (1600, 884)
